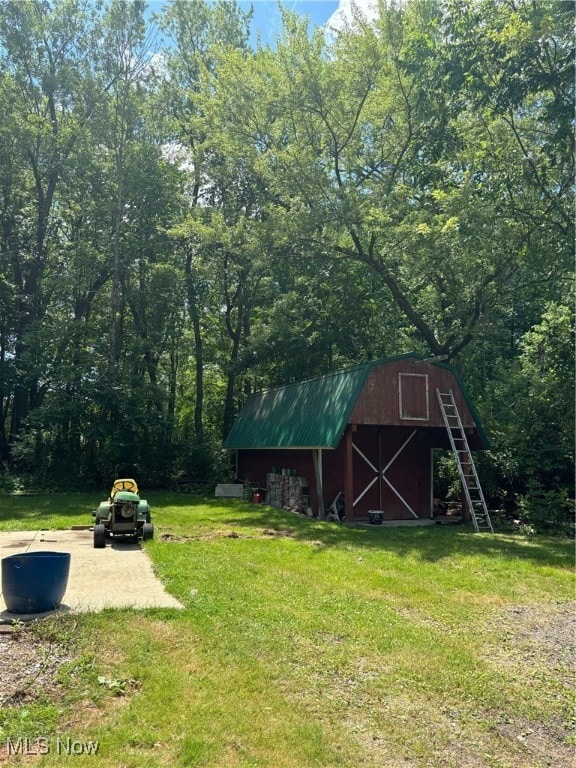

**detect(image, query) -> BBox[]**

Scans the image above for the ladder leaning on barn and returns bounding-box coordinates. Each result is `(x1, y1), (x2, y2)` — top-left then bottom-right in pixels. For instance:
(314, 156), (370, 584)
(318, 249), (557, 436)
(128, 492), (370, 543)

(436, 389), (494, 533)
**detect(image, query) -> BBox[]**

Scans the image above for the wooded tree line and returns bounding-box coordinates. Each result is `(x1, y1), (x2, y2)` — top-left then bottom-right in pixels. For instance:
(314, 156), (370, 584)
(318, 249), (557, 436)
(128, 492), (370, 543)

(0, 0), (573, 528)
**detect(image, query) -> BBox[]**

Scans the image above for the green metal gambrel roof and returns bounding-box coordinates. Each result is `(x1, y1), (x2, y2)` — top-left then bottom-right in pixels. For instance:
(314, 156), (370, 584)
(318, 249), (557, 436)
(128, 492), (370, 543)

(224, 353), (490, 450)
(224, 361), (372, 449)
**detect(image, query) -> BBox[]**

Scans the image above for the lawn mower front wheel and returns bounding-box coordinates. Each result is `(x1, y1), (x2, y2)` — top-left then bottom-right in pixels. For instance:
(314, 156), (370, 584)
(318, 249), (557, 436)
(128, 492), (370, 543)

(142, 522), (154, 541)
(94, 523), (106, 549)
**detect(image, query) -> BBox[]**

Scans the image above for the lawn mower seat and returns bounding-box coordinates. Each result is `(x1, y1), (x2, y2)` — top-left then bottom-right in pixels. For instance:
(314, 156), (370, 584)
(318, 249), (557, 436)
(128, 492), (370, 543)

(110, 478), (139, 499)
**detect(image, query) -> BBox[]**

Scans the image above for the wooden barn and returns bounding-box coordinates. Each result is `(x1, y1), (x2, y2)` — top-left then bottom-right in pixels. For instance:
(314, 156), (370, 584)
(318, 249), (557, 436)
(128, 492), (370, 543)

(224, 354), (491, 526)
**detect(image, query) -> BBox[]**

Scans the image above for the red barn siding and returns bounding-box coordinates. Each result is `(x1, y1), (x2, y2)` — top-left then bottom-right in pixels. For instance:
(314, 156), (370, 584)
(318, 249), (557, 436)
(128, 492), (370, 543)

(237, 448), (348, 513)
(349, 360), (477, 432)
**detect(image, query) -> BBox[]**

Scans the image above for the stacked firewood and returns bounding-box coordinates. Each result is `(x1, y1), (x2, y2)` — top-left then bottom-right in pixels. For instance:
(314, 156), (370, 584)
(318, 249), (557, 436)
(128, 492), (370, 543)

(265, 471), (309, 514)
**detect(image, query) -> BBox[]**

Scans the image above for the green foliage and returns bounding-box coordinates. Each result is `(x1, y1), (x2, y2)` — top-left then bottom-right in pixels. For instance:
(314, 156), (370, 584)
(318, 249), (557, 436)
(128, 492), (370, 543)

(433, 452), (461, 501)
(474, 301), (574, 525)
(0, 471), (21, 494)
(516, 304), (573, 486)
(175, 441), (234, 493)
(519, 482), (575, 536)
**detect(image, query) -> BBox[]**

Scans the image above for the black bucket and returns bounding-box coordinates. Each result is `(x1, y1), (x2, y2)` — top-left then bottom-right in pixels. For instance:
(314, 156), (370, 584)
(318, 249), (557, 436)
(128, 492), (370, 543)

(2, 551), (71, 614)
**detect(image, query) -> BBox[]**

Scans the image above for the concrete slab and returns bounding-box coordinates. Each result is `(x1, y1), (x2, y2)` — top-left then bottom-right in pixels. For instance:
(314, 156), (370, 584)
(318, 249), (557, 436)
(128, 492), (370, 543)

(215, 483), (244, 498)
(356, 518), (435, 528)
(0, 529), (183, 622)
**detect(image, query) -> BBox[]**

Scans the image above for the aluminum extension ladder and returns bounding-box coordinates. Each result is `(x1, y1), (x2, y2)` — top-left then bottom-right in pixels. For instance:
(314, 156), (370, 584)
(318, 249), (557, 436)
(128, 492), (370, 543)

(436, 389), (494, 533)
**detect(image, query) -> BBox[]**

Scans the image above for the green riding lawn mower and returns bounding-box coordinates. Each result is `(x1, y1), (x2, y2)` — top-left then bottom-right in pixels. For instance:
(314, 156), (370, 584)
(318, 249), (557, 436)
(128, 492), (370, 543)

(92, 478), (154, 548)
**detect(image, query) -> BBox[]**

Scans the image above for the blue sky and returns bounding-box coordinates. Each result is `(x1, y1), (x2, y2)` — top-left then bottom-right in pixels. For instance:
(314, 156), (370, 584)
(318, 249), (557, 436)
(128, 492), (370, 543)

(146, 1), (343, 48)
(239, 1), (339, 47)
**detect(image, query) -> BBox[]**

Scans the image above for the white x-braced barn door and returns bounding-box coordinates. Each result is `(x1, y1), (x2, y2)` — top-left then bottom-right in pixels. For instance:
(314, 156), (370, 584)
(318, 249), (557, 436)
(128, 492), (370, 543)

(352, 430), (419, 518)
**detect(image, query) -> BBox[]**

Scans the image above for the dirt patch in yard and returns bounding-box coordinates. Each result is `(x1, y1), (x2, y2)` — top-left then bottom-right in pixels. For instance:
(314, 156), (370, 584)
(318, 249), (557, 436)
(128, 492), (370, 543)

(159, 527), (298, 542)
(0, 621), (76, 708)
(481, 601), (576, 768)
(485, 601), (575, 689)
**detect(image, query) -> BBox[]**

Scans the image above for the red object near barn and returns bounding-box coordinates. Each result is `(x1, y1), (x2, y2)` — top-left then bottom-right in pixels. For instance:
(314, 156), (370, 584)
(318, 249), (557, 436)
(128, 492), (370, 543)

(224, 354), (492, 529)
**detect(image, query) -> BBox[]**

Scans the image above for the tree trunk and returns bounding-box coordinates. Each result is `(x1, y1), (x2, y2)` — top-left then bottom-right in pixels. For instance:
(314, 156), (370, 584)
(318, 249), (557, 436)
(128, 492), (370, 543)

(222, 335), (241, 440)
(185, 248), (204, 444)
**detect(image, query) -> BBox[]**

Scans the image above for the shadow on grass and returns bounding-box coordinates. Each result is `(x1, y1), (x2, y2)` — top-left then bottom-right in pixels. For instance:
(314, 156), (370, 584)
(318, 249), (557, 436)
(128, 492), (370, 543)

(209, 501), (575, 570)
(2, 493), (573, 571)
(0, 493), (96, 525)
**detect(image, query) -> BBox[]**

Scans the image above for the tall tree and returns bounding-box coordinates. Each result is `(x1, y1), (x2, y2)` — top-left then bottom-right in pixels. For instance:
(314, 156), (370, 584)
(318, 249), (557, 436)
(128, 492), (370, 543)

(0, 0), (106, 446)
(205, 1), (574, 361)
(158, 0), (252, 444)
(99, 0), (156, 370)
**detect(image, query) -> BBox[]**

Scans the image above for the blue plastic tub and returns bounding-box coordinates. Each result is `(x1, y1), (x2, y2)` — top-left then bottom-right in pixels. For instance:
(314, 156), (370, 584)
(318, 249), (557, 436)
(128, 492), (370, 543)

(1, 551), (71, 614)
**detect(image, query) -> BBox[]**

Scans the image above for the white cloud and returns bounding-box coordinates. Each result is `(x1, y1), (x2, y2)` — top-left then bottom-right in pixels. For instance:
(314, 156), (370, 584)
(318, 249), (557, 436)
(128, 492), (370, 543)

(324, 0), (379, 34)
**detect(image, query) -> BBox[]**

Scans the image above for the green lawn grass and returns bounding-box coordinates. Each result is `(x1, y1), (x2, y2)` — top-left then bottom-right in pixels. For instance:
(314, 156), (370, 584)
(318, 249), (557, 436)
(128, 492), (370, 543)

(0, 492), (98, 530)
(0, 494), (574, 767)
